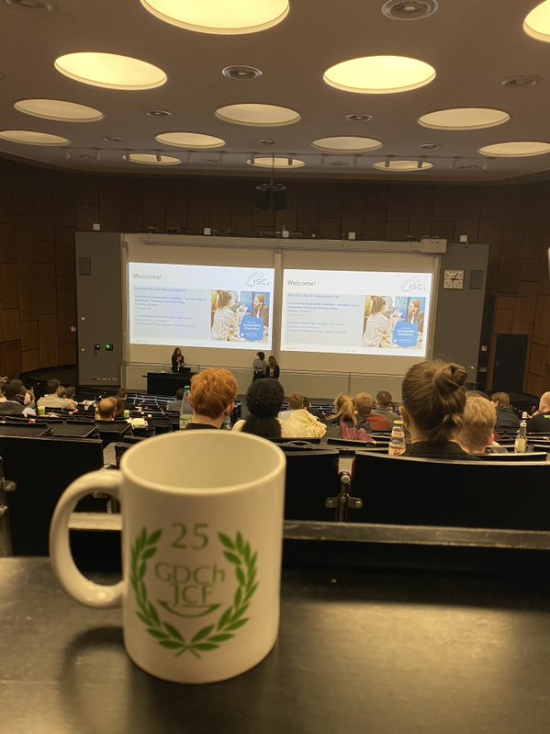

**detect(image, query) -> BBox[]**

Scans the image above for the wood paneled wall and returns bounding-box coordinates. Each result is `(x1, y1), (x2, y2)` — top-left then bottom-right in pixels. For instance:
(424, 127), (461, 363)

(0, 157), (549, 394)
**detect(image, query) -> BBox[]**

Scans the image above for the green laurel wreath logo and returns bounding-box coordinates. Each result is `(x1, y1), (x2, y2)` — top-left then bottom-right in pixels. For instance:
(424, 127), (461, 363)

(130, 527), (259, 658)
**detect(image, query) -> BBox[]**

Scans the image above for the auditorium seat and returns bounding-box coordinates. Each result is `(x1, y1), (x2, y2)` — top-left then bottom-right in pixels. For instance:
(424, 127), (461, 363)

(350, 452), (550, 531)
(0, 435), (107, 555)
(282, 446), (341, 521)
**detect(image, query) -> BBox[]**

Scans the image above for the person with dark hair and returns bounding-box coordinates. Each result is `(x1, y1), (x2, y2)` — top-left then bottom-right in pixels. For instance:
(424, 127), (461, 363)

(491, 392), (520, 432)
(252, 351), (267, 381)
(401, 360), (472, 460)
(167, 387), (184, 412)
(233, 379), (285, 438)
(265, 356), (280, 380)
(171, 347), (184, 373)
(37, 379), (74, 409)
(0, 380), (36, 417)
(372, 390), (397, 427)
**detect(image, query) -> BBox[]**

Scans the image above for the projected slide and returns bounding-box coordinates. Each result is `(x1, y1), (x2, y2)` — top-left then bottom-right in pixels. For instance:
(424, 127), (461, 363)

(281, 269), (432, 356)
(129, 262), (274, 350)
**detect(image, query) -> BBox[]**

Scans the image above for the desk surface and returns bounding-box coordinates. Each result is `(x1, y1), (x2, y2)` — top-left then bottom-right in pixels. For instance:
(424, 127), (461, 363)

(2, 558), (550, 734)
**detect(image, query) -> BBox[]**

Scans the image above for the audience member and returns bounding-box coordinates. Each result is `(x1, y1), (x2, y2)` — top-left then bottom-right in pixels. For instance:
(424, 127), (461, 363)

(458, 396), (500, 454)
(0, 378), (7, 402)
(252, 351), (267, 381)
(491, 392), (520, 432)
(401, 360), (472, 460)
(233, 379), (285, 438)
(372, 390), (397, 427)
(115, 398), (126, 418)
(527, 391), (550, 433)
(325, 395), (357, 438)
(167, 387), (184, 412)
(37, 379), (74, 410)
(355, 390), (390, 430)
(265, 356), (280, 380)
(116, 387), (132, 410)
(187, 368), (237, 430)
(0, 380), (36, 417)
(302, 396), (326, 421)
(95, 397), (117, 421)
(64, 386), (78, 410)
(278, 391), (326, 438)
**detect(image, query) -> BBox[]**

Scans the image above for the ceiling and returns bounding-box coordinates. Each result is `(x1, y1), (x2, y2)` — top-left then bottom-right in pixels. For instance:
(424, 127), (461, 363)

(2, 0), (550, 182)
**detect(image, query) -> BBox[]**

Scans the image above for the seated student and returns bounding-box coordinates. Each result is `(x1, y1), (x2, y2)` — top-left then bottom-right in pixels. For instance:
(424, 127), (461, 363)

(302, 396), (327, 421)
(114, 397), (126, 419)
(95, 397), (117, 422)
(354, 391), (390, 431)
(116, 387), (132, 411)
(371, 390), (397, 428)
(64, 386), (78, 410)
(279, 391), (326, 438)
(527, 391), (550, 433)
(186, 368), (238, 430)
(491, 392), (520, 432)
(0, 380), (36, 417)
(167, 387), (184, 413)
(37, 379), (74, 410)
(233, 379), (286, 438)
(401, 360), (474, 460)
(458, 395), (504, 455)
(325, 394), (359, 439)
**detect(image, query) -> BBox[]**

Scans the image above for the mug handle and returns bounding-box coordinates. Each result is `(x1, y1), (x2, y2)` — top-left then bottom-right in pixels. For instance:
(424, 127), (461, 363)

(49, 470), (124, 608)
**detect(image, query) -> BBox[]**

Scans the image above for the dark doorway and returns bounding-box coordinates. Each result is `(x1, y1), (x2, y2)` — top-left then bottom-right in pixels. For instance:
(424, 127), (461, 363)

(492, 334), (529, 392)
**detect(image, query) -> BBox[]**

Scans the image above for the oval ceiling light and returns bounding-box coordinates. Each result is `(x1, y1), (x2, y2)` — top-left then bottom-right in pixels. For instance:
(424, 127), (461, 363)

(215, 103), (300, 126)
(312, 136), (382, 152)
(247, 156), (305, 168)
(155, 132), (225, 148)
(524, 0), (550, 42)
(55, 52), (167, 90)
(324, 55), (436, 94)
(140, 0), (289, 34)
(373, 160), (432, 171)
(0, 129), (69, 146)
(418, 107), (510, 130)
(14, 98), (104, 122)
(124, 153), (181, 165)
(479, 141), (550, 157)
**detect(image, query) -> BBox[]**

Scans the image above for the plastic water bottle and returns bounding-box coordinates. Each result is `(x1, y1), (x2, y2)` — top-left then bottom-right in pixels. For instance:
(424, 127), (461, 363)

(388, 419), (406, 456)
(224, 414), (232, 430)
(514, 420), (527, 453)
(179, 386), (192, 430)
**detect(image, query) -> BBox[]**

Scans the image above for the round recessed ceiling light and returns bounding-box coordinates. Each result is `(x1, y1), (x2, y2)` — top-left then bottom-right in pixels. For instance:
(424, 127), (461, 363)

(155, 131), (225, 148)
(0, 129), (69, 146)
(479, 141), (550, 157)
(524, 1), (550, 42)
(501, 74), (542, 89)
(382, 0), (439, 20)
(346, 113), (373, 122)
(55, 52), (167, 90)
(312, 136), (382, 152)
(140, 0), (289, 34)
(373, 159), (432, 171)
(324, 55), (436, 94)
(418, 107), (510, 130)
(14, 98), (104, 123)
(215, 103), (300, 126)
(222, 65), (263, 80)
(247, 156), (305, 168)
(124, 153), (181, 166)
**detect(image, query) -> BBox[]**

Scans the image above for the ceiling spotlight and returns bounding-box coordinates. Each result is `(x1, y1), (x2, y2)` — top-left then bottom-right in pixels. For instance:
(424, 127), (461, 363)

(420, 143), (440, 150)
(222, 65), (263, 80)
(101, 135), (124, 143)
(346, 113), (373, 122)
(501, 75), (542, 89)
(259, 139), (277, 146)
(146, 109), (172, 117)
(3, 0), (52, 10)
(381, 0), (439, 20)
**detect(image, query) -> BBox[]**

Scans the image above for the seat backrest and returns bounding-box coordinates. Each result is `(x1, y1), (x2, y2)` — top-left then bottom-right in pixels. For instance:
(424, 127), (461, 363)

(0, 424), (51, 438)
(282, 448), (341, 521)
(0, 436), (105, 555)
(477, 451), (548, 462)
(351, 451), (550, 531)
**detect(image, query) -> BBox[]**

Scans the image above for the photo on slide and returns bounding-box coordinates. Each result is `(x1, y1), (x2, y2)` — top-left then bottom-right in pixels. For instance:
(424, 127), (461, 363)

(363, 295), (426, 349)
(210, 289), (270, 343)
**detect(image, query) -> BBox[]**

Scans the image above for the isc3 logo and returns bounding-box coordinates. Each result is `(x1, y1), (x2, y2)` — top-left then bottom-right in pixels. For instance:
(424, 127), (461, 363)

(402, 277), (426, 292)
(246, 271), (270, 287)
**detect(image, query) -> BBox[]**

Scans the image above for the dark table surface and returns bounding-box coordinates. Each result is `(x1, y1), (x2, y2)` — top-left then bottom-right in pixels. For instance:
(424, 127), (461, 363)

(2, 557), (550, 734)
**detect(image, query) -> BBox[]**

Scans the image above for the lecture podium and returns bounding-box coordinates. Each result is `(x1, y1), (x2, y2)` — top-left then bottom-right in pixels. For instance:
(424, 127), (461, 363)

(146, 370), (195, 396)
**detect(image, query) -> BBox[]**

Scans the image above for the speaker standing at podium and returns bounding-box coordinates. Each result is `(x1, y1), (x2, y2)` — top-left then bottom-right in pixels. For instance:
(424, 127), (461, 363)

(171, 347), (185, 373)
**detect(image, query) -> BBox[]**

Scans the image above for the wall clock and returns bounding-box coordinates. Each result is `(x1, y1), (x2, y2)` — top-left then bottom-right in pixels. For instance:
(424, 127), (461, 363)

(443, 269), (465, 289)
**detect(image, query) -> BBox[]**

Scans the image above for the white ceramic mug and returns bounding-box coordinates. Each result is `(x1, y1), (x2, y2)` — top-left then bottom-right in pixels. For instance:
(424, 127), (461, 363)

(50, 431), (286, 684)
